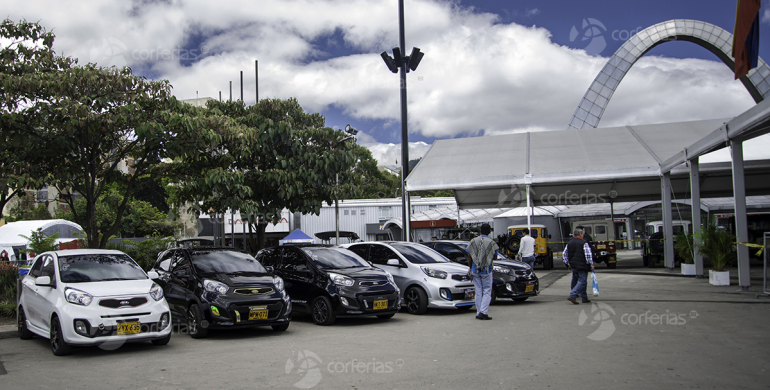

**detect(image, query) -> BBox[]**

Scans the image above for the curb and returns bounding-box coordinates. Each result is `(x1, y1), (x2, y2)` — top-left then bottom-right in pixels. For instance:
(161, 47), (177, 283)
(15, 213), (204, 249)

(0, 324), (16, 340)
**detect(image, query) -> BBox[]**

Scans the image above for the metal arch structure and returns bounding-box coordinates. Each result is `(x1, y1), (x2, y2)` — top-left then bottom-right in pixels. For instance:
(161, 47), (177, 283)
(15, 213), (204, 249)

(568, 19), (770, 130)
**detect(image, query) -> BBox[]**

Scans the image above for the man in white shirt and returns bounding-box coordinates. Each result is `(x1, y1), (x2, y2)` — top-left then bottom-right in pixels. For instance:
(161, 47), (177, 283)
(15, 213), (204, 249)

(519, 228), (536, 270)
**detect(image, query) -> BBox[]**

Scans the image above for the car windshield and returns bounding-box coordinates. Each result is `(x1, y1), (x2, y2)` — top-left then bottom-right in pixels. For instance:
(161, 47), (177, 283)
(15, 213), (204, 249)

(191, 251), (267, 275)
(391, 243), (450, 264)
(303, 248), (369, 269)
(58, 254), (147, 283)
(451, 242), (469, 250)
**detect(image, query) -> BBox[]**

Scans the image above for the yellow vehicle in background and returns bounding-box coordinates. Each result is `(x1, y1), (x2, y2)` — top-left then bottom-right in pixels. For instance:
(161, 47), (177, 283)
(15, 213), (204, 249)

(504, 225), (554, 270)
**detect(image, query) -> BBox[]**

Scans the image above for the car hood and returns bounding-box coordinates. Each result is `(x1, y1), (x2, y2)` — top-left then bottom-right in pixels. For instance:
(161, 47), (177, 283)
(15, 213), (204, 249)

(495, 259), (531, 271)
(207, 272), (275, 287)
(64, 279), (156, 297)
(419, 262), (469, 273)
(325, 267), (388, 279)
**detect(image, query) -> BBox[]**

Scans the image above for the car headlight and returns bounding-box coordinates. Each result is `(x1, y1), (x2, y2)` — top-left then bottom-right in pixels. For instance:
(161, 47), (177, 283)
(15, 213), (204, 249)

(149, 282), (164, 301)
(274, 276), (285, 292)
(328, 272), (355, 287)
(421, 267), (447, 279)
(203, 279), (229, 295)
(65, 288), (93, 306)
(385, 272), (395, 286)
(493, 266), (512, 275)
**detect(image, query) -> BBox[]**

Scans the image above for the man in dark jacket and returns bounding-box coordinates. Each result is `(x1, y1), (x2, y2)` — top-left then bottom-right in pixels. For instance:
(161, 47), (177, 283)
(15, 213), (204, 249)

(562, 227), (595, 304)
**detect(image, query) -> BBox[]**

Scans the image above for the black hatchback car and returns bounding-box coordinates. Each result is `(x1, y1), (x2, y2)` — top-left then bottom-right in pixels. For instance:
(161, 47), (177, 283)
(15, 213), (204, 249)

(255, 245), (400, 325)
(423, 240), (539, 302)
(152, 247), (291, 338)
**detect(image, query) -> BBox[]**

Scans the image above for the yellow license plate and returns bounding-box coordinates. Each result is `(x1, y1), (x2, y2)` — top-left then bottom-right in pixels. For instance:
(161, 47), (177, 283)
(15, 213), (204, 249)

(117, 321), (141, 335)
(249, 310), (268, 320)
(596, 245), (606, 249)
(373, 300), (388, 310)
(525, 285), (534, 293)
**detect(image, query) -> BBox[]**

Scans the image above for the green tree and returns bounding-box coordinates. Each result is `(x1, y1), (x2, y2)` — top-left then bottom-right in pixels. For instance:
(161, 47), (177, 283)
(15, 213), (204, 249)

(0, 20), (70, 218)
(6, 192), (53, 222)
(18, 228), (60, 255)
(169, 98), (357, 252)
(2, 20), (231, 248)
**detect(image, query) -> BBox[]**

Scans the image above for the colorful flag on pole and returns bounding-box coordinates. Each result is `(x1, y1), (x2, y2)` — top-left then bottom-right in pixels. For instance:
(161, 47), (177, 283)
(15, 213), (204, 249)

(732, 0), (761, 80)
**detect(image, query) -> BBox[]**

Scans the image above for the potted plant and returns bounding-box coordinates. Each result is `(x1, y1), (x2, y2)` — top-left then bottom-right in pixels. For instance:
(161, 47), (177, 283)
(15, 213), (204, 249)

(695, 221), (736, 286)
(674, 230), (696, 275)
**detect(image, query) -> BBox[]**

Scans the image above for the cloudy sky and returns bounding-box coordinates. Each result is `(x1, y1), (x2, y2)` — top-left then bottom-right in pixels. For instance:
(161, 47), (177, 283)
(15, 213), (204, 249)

(6, 0), (770, 165)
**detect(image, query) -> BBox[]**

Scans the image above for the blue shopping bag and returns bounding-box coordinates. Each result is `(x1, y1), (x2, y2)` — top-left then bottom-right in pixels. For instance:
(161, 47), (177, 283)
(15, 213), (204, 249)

(591, 270), (599, 297)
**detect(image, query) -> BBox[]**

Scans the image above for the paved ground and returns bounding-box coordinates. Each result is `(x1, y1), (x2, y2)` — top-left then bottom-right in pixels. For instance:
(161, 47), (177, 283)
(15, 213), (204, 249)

(1, 250), (769, 389)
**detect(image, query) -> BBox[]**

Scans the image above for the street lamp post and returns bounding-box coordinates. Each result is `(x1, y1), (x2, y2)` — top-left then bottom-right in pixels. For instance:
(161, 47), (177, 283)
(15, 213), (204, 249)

(381, 0), (424, 242)
(335, 124), (359, 245)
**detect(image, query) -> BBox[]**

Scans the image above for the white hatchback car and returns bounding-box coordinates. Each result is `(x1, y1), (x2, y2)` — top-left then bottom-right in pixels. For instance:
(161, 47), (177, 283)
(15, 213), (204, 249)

(17, 249), (172, 355)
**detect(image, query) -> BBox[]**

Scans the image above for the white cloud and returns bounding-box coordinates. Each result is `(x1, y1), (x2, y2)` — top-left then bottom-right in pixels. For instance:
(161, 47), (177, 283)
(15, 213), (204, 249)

(3, 0), (759, 165)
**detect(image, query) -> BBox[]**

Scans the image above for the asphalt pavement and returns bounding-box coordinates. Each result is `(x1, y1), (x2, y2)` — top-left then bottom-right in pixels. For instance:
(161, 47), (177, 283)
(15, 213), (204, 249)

(1, 250), (769, 389)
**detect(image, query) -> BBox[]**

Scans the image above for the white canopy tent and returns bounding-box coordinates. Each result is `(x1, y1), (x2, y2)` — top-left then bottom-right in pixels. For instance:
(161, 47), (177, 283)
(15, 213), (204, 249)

(0, 219), (83, 261)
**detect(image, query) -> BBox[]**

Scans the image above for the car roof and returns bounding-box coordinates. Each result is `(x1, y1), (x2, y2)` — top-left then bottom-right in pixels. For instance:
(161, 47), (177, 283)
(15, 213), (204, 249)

(508, 225), (546, 229)
(50, 249), (128, 256)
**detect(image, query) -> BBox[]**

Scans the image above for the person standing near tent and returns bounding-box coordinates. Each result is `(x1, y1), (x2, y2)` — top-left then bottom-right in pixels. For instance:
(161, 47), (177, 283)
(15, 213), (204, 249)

(519, 228), (536, 270)
(563, 227), (594, 304)
(467, 223), (498, 320)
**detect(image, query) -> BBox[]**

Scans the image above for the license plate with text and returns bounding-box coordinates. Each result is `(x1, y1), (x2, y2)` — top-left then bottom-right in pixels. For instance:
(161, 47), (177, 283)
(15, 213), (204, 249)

(525, 284), (534, 293)
(117, 321), (141, 335)
(373, 300), (388, 310)
(249, 310), (268, 320)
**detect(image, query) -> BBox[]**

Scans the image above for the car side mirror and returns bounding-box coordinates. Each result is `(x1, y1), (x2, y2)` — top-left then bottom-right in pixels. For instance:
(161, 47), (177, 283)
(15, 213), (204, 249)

(147, 271), (160, 280)
(35, 276), (52, 287)
(386, 259), (401, 267)
(265, 266), (274, 273)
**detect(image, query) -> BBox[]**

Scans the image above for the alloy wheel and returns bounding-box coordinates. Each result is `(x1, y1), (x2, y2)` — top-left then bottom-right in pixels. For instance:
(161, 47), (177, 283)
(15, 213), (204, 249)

(313, 299), (328, 323)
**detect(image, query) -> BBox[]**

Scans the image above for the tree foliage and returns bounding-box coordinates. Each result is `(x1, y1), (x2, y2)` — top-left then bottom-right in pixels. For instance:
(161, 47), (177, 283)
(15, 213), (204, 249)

(168, 98), (358, 251)
(0, 19), (72, 218)
(18, 228), (60, 255)
(2, 19), (233, 248)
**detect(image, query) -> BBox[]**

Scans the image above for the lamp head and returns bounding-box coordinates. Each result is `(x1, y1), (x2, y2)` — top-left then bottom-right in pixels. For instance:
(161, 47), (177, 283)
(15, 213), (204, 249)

(344, 124), (358, 136)
(408, 47), (424, 71)
(381, 52), (398, 73)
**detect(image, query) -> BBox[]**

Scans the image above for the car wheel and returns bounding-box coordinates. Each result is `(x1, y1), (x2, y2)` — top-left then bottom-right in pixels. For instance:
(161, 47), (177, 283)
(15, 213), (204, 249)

(50, 316), (72, 356)
(513, 297), (529, 302)
(151, 333), (171, 346)
(376, 313), (396, 319)
(404, 287), (428, 315)
(272, 323), (290, 331)
(18, 306), (33, 340)
(311, 296), (336, 325)
(648, 256), (657, 268)
(187, 304), (209, 339)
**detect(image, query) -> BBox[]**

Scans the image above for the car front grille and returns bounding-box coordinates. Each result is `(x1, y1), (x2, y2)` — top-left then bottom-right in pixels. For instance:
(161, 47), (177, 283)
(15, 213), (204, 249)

(514, 270), (531, 276)
(359, 280), (389, 286)
(99, 297), (148, 308)
(452, 274), (472, 282)
(234, 287), (274, 295)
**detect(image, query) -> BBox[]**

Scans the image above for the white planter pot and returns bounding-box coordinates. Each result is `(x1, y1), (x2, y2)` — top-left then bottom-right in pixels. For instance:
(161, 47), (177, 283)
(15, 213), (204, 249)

(681, 263), (696, 275)
(709, 270), (730, 286)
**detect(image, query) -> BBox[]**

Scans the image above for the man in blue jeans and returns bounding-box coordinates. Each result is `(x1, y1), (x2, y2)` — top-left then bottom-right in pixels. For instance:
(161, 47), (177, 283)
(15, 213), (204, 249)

(562, 227), (594, 304)
(467, 224), (498, 320)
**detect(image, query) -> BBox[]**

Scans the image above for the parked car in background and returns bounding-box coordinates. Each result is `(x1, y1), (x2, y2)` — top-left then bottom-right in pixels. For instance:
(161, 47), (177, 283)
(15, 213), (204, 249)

(255, 244), (399, 325)
(641, 220), (692, 267)
(17, 249), (172, 356)
(343, 242), (475, 314)
(423, 240), (539, 302)
(152, 247), (291, 338)
(571, 220), (618, 269)
(504, 225), (555, 269)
